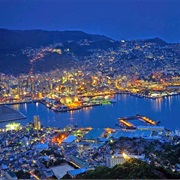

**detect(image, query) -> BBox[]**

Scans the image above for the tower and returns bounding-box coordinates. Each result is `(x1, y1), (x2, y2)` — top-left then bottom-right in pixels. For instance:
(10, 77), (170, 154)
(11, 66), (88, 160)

(34, 115), (41, 130)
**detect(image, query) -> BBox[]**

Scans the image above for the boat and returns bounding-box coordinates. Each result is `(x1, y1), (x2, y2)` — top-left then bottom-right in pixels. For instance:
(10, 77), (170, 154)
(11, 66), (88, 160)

(70, 106), (82, 111)
(101, 99), (111, 105)
(51, 104), (60, 111)
(46, 103), (52, 109)
(91, 101), (102, 106)
(56, 105), (70, 112)
(82, 102), (92, 108)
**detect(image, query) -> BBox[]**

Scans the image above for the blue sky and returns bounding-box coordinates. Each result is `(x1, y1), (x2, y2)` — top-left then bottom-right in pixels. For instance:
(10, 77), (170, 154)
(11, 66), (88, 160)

(0, 0), (180, 42)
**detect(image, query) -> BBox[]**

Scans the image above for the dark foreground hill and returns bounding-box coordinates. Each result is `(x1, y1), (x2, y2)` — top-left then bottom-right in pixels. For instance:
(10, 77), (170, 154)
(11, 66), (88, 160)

(62, 159), (180, 179)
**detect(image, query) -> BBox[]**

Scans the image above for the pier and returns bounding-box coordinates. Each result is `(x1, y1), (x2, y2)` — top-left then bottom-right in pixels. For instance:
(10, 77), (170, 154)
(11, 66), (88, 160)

(136, 115), (157, 125)
(118, 114), (158, 129)
(119, 119), (136, 129)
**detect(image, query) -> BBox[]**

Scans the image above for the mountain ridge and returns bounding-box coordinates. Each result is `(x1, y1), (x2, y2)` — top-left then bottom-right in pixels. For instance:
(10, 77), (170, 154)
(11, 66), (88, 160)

(0, 28), (113, 52)
(0, 28), (171, 75)
(0, 28), (169, 51)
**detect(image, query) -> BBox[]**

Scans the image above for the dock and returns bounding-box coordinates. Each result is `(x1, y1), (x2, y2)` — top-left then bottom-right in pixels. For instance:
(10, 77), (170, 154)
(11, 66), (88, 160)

(136, 114), (157, 125)
(118, 114), (158, 129)
(119, 119), (136, 129)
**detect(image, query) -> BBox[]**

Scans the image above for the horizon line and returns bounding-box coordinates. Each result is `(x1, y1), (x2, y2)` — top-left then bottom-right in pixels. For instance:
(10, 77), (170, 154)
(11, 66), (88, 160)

(1, 27), (180, 44)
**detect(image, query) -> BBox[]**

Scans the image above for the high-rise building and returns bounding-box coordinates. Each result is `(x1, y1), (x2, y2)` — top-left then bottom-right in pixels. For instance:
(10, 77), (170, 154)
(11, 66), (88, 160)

(38, 92), (42, 99)
(21, 136), (29, 147)
(106, 155), (125, 168)
(106, 153), (145, 168)
(34, 115), (41, 130)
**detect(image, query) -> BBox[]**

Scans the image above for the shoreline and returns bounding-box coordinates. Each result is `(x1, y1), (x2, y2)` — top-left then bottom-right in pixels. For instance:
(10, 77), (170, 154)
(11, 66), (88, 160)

(0, 100), (40, 106)
(0, 92), (180, 106)
(128, 92), (180, 99)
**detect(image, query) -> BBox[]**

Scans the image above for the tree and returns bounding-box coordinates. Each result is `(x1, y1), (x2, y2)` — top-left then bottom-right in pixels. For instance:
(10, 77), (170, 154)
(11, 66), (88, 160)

(15, 170), (30, 179)
(76, 159), (180, 179)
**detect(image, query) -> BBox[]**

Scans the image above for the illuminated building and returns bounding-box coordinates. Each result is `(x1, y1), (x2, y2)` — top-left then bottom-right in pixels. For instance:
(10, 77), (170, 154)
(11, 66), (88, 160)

(106, 153), (145, 168)
(21, 136), (29, 147)
(50, 83), (53, 90)
(52, 132), (67, 144)
(106, 154), (125, 167)
(38, 92), (42, 99)
(34, 115), (41, 130)
(6, 122), (21, 131)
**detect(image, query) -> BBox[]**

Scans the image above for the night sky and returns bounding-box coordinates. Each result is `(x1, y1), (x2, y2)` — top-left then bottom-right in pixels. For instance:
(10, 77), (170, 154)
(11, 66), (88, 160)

(0, 0), (180, 42)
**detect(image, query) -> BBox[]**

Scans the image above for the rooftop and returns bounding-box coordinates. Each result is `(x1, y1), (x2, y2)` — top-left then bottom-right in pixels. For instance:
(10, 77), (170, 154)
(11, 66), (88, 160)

(62, 135), (77, 143)
(71, 156), (89, 168)
(83, 128), (104, 140)
(112, 129), (152, 139)
(0, 105), (26, 123)
(6, 170), (18, 178)
(68, 168), (86, 177)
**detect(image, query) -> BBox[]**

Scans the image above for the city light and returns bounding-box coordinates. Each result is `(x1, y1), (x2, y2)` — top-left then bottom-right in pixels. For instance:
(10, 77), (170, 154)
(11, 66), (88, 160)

(122, 152), (130, 159)
(6, 122), (21, 131)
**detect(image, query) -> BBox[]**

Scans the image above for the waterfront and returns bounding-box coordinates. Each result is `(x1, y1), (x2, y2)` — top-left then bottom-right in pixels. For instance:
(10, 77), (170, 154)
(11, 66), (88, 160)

(1, 94), (180, 130)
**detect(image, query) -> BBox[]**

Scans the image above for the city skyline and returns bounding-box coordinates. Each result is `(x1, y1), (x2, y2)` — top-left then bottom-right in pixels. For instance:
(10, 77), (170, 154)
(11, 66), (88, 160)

(0, 0), (180, 42)
(0, 0), (180, 179)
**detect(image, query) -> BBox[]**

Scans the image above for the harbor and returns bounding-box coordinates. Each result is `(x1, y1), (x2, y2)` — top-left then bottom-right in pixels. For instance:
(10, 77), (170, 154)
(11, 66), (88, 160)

(118, 114), (160, 129)
(0, 94), (179, 130)
(40, 95), (116, 113)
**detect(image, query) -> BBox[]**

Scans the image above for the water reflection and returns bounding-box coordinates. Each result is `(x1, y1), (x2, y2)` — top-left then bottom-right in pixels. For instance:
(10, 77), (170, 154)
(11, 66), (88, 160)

(83, 107), (92, 115)
(13, 104), (19, 111)
(151, 98), (162, 112)
(121, 94), (128, 101)
(6, 94), (180, 130)
(166, 96), (172, 110)
(35, 102), (39, 108)
(69, 110), (74, 120)
(151, 96), (174, 112)
(115, 94), (127, 101)
(24, 103), (27, 113)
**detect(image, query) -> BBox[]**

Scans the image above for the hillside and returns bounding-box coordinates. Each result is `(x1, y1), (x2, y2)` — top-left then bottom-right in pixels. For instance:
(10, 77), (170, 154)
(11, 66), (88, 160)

(144, 37), (167, 46)
(0, 29), (171, 76)
(0, 29), (119, 75)
(63, 159), (180, 179)
(0, 29), (113, 52)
